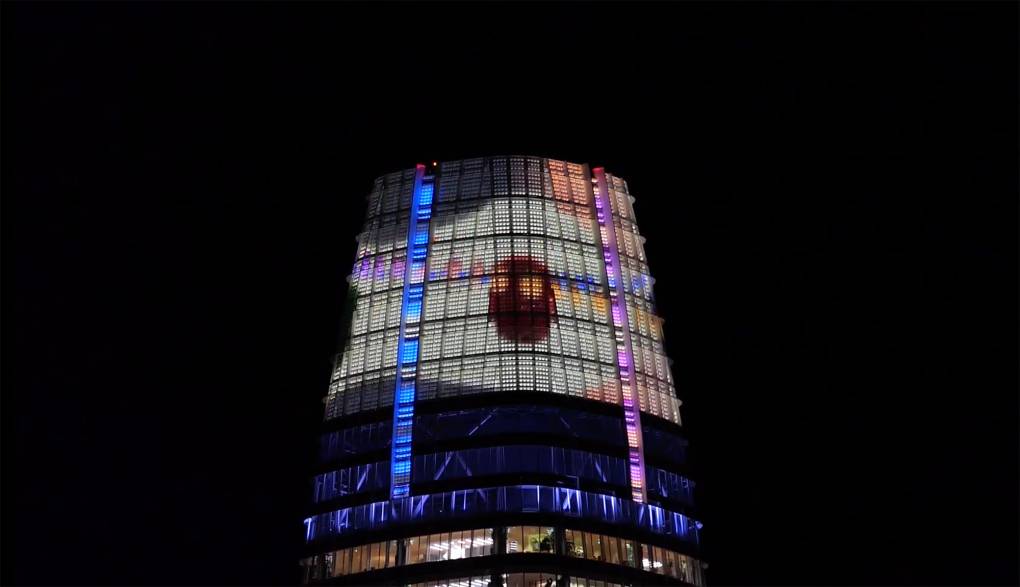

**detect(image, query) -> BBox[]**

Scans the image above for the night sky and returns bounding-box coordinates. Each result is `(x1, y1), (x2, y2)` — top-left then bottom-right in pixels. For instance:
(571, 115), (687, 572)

(6, 3), (1017, 585)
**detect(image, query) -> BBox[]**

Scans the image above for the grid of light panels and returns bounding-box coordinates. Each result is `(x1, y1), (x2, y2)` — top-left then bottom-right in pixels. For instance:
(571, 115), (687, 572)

(308, 157), (700, 586)
(603, 172), (683, 424)
(324, 158), (684, 502)
(326, 158), (680, 423)
(416, 158), (620, 408)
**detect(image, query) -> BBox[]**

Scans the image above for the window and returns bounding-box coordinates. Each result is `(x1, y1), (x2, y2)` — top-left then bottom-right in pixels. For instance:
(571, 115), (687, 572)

(563, 529), (581, 557)
(426, 532), (447, 562)
(301, 527), (496, 583)
(503, 572), (559, 587)
(506, 525), (524, 554)
(504, 525), (554, 555)
(587, 530), (599, 559)
(470, 528), (494, 557)
(622, 539), (637, 567)
(407, 535), (425, 564)
(408, 577), (491, 587)
(349, 545), (365, 574)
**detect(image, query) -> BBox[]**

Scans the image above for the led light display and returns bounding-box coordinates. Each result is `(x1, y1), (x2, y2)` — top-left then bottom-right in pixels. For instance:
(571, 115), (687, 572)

(325, 158), (680, 424)
(594, 167), (646, 503)
(303, 484), (700, 545)
(309, 157), (701, 586)
(391, 164), (433, 499)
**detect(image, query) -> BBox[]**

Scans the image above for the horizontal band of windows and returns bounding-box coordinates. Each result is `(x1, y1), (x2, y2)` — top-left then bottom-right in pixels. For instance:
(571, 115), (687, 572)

(359, 211), (601, 245)
(413, 446), (629, 489)
(313, 444), (389, 473)
(309, 442), (674, 494)
(333, 348), (622, 383)
(308, 490), (391, 514)
(414, 399), (627, 454)
(351, 242), (618, 290)
(413, 332), (619, 364)
(322, 405), (393, 431)
(428, 191), (596, 209)
(417, 320), (618, 346)
(562, 529), (705, 584)
(309, 473), (629, 518)
(411, 373), (620, 405)
(301, 528), (494, 584)
(424, 229), (601, 251)
(413, 394), (627, 421)
(306, 469), (693, 514)
(645, 467), (696, 512)
(641, 418), (690, 471)
(360, 202), (412, 219)
(321, 395), (687, 455)
(301, 511), (699, 564)
(345, 281), (405, 298)
(411, 473), (631, 504)
(344, 302), (617, 340)
(360, 208), (412, 222)
(312, 447), (639, 511)
(320, 400), (629, 464)
(318, 410), (628, 465)
(301, 527), (703, 586)
(406, 574), (493, 587)
(327, 377), (629, 424)
(607, 212), (638, 230)
(329, 370), (677, 415)
(316, 564), (693, 587)
(313, 461), (390, 503)
(323, 392), (627, 427)
(368, 188), (595, 215)
(320, 395), (646, 450)
(426, 239), (603, 273)
(352, 233), (405, 250)
(413, 435), (628, 463)
(642, 413), (688, 440)
(352, 242), (407, 261)
(415, 353), (619, 380)
(419, 272), (606, 292)
(303, 485), (701, 549)
(473, 570), (685, 587)
(430, 218), (600, 240)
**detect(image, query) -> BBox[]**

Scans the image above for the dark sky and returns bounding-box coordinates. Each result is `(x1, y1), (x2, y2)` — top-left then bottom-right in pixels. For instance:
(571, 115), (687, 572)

(5, 2), (1017, 586)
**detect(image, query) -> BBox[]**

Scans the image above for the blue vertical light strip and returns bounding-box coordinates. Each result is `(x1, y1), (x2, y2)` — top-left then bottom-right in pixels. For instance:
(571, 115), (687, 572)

(390, 164), (432, 499)
(593, 166), (646, 504)
(390, 166), (432, 498)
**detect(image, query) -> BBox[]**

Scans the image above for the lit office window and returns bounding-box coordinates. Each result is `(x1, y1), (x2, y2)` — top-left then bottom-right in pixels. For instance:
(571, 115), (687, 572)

(505, 525), (555, 554)
(407, 577), (493, 587)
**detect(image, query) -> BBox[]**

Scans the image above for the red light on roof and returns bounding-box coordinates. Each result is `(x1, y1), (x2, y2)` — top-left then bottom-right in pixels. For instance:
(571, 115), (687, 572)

(593, 167), (605, 173)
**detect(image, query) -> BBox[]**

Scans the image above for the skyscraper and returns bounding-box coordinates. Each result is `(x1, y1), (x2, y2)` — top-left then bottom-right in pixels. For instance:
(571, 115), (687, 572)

(302, 157), (704, 587)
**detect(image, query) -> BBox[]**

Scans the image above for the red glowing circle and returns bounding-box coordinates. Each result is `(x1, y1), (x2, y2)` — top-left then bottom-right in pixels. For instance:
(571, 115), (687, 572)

(488, 256), (558, 343)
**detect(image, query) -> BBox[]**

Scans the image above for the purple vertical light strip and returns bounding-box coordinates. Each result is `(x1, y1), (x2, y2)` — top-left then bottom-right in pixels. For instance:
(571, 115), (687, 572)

(390, 164), (432, 499)
(592, 166), (646, 503)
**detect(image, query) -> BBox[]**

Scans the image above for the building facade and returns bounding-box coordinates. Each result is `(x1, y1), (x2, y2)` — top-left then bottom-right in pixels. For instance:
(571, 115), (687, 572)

(302, 157), (704, 587)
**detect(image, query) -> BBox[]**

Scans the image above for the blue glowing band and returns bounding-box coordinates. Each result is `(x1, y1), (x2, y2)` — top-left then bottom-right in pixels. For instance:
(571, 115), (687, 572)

(390, 164), (434, 499)
(303, 484), (701, 547)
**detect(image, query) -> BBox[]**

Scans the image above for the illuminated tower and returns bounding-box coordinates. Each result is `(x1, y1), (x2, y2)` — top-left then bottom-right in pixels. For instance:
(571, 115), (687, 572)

(302, 157), (705, 587)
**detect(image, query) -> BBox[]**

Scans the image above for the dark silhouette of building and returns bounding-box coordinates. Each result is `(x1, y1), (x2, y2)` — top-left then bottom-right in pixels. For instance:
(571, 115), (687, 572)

(302, 157), (705, 587)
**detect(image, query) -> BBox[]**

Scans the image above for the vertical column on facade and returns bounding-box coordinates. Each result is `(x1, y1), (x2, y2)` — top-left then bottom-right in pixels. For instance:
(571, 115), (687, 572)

(492, 525), (507, 587)
(390, 164), (434, 499)
(592, 166), (647, 504)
